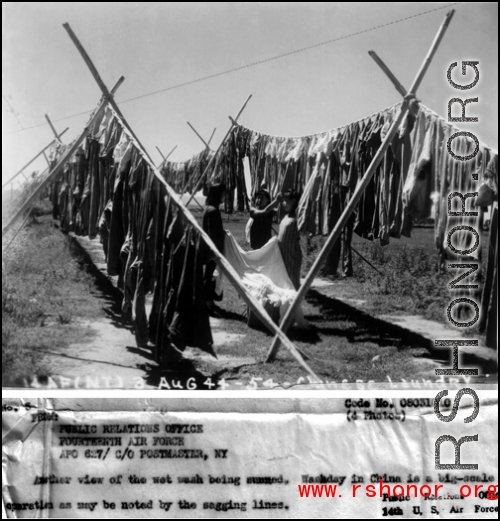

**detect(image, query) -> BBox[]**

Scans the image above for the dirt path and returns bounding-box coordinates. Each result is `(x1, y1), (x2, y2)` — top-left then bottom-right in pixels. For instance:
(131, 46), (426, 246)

(32, 316), (255, 390)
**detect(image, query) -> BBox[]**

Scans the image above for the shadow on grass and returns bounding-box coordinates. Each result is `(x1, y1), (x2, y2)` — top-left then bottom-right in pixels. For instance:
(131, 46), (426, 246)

(306, 289), (436, 350)
(286, 326), (321, 344)
(126, 345), (156, 362)
(217, 307), (246, 323)
(306, 288), (497, 374)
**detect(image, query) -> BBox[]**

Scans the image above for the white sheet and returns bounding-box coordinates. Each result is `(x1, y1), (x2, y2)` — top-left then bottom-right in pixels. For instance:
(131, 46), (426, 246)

(219, 232), (307, 326)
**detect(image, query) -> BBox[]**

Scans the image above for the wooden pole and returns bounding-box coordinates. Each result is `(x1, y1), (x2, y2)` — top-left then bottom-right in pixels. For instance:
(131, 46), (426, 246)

(185, 94), (252, 206)
(410, 10), (455, 94)
(187, 122), (211, 149)
(63, 25), (319, 381)
(207, 127), (216, 147)
(156, 146), (166, 161)
(184, 123), (219, 209)
(2, 128), (69, 189)
(27, 155), (53, 213)
(107, 106), (320, 381)
(180, 129), (216, 206)
(108, 75), (126, 95)
(2, 199), (40, 254)
(62, 23), (153, 162)
(45, 114), (62, 142)
(185, 189), (205, 211)
(161, 148), (204, 210)
(2, 78), (124, 237)
(368, 51), (408, 97)
(175, 151), (204, 209)
(266, 9), (455, 362)
(165, 145), (178, 161)
(157, 145), (178, 170)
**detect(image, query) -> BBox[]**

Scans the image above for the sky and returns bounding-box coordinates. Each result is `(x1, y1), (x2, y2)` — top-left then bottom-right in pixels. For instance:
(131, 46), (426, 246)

(2, 2), (498, 189)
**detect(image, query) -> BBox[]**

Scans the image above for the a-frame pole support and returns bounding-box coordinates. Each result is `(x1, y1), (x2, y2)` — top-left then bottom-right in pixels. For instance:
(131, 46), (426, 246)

(63, 24), (319, 381)
(2, 77), (124, 238)
(266, 9), (455, 362)
(157, 145), (178, 169)
(185, 95), (252, 207)
(2, 128), (69, 190)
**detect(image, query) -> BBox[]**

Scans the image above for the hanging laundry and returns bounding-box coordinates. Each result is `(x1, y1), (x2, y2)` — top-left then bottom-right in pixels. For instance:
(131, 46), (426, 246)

(48, 98), (498, 363)
(202, 184), (226, 305)
(477, 154), (498, 350)
(403, 110), (437, 220)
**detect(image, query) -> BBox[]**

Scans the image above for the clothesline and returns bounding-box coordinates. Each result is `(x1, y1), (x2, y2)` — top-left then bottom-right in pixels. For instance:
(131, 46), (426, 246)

(226, 101), (496, 155)
(233, 101), (403, 140)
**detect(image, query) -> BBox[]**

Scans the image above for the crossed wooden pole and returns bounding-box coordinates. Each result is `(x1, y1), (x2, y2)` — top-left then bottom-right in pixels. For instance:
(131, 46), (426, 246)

(2, 128), (69, 190)
(187, 122), (216, 151)
(180, 124), (217, 209)
(2, 77), (125, 238)
(266, 9), (455, 361)
(63, 23), (320, 381)
(2, 116), (68, 231)
(156, 128), (215, 212)
(156, 145), (178, 169)
(185, 95), (252, 208)
(41, 114), (67, 212)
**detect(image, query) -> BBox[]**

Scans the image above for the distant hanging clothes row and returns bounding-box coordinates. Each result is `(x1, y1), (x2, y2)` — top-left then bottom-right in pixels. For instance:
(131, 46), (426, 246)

(160, 148), (215, 195)
(52, 107), (217, 365)
(215, 101), (497, 250)
(159, 146), (249, 213)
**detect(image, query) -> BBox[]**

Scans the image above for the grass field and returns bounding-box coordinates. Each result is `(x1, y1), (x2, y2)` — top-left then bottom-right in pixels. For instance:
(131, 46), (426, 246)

(222, 211), (485, 327)
(2, 216), (101, 386)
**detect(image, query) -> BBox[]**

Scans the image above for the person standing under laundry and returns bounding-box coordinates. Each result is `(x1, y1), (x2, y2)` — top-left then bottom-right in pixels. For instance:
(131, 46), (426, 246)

(278, 188), (310, 329)
(202, 183), (226, 316)
(278, 189), (303, 290)
(247, 187), (281, 249)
